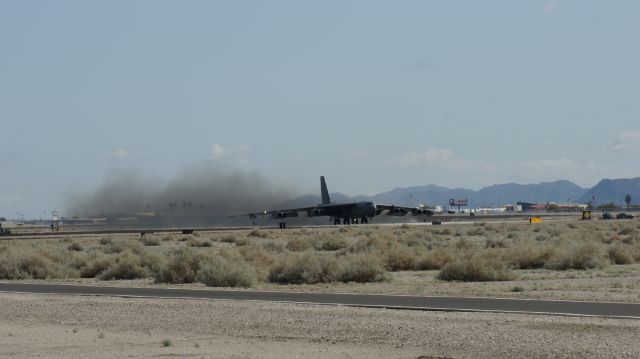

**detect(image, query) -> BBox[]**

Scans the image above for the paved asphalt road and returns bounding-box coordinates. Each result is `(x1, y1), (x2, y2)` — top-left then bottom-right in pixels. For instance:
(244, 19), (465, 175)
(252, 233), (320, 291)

(1, 282), (639, 319)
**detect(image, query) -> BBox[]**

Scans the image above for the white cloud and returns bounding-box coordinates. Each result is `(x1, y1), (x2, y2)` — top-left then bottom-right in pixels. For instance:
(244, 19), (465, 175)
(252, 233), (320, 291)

(211, 143), (226, 160)
(384, 148), (494, 172)
(344, 148), (369, 159)
(613, 130), (640, 152)
(109, 149), (129, 159)
(211, 143), (250, 161)
(542, 1), (558, 13)
(385, 148), (618, 188)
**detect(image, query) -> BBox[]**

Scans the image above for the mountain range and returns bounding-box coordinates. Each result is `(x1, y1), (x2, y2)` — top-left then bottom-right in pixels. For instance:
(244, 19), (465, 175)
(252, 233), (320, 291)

(282, 177), (640, 208)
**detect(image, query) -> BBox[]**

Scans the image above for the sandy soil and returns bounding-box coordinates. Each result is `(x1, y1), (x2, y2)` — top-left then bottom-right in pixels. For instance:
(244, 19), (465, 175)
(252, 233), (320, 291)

(0, 292), (639, 358)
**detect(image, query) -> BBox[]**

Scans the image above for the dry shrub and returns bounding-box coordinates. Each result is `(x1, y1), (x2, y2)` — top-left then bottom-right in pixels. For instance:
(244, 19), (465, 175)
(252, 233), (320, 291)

(219, 235), (236, 243)
(416, 248), (454, 270)
(437, 254), (515, 282)
(485, 238), (508, 249)
(155, 249), (205, 284)
(467, 227), (485, 236)
(141, 236), (161, 246)
(618, 227), (636, 236)
(505, 245), (550, 269)
(233, 237), (249, 246)
(103, 238), (144, 255)
(0, 250), (69, 279)
(321, 236), (348, 251)
(196, 256), (255, 288)
(187, 237), (212, 247)
(339, 253), (387, 283)
(98, 250), (147, 280)
(268, 252), (386, 284)
(260, 240), (284, 253)
(544, 242), (606, 270)
(346, 236), (384, 253)
(455, 238), (473, 250)
(238, 244), (277, 280)
(248, 229), (268, 238)
(385, 246), (417, 271)
(79, 253), (113, 278)
(99, 237), (112, 245)
(607, 244), (634, 265)
(286, 238), (315, 252)
(68, 242), (83, 251)
(268, 253), (340, 284)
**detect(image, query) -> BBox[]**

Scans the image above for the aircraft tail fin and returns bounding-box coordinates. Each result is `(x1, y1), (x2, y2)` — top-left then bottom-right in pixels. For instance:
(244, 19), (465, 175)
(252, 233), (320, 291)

(320, 176), (331, 204)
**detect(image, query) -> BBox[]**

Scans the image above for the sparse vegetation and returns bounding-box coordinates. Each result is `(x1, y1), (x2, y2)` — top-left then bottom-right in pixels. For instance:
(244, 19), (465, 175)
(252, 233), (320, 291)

(2, 219), (640, 287)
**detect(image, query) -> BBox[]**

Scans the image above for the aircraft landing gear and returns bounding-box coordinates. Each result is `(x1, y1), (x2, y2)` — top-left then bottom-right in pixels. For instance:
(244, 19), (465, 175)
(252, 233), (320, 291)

(278, 222), (287, 229)
(343, 218), (349, 225)
(333, 218), (340, 225)
(361, 216), (369, 224)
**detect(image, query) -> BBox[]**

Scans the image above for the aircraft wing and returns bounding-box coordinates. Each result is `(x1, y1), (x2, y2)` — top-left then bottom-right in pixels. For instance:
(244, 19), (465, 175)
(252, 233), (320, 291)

(375, 204), (435, 216)
(229, 206), (318, 220)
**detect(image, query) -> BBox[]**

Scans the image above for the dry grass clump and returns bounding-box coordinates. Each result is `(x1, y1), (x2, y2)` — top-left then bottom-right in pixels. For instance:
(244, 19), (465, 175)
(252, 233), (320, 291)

(339, 253), (387, 283)
(544, 242), (606, 270)
(103, 238), (144, 255)
(415, 248), (455, 270)
(286, 238), (317, 252)
(218, 234), (237, 243)
(268, 252), (386, 284)
(196, 256), (255, 288)
(98, 250), (147, 280)
(248, 229), (268, 238)
(187, 237), (212, 247)
(384, 245), (418, 271)
(67, 242), (83, 251)
(437, 253), (515, 282)
(320, 236), (348, 251)
(607, 243), (635, 265)
(0, 249), (70, 279)
(141, 236), (161, 246)
(504, 244), (551, 269)
(155, 249), (204, 284)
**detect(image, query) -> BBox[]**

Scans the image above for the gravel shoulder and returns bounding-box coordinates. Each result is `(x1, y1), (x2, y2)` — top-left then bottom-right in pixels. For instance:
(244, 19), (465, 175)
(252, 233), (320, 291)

(1, 292), (639, 358)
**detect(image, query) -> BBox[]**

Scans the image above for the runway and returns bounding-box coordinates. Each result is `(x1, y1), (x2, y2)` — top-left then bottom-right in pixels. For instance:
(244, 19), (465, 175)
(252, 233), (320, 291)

(1, 282), (639, 319)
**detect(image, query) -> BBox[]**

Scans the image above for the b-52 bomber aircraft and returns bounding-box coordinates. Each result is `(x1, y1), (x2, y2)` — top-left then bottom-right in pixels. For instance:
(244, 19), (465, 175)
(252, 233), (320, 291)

(232, 176), (434, 229)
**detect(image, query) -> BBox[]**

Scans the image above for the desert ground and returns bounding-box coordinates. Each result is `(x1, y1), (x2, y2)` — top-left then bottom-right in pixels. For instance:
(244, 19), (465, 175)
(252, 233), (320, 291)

(2, 218), (640, 357)
(1, 292), (639, 359)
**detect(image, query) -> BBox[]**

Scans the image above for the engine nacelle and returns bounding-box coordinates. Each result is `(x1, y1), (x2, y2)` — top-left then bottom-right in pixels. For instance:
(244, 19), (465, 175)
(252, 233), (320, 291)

(272, 211), (299, 219)
(412, 208), (434, 216)
(387, 207), (409, 216)
(307, 208), (326, 217)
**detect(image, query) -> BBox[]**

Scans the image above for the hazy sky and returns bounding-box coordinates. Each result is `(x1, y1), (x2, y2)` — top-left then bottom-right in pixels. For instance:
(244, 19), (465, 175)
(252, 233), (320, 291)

(1, 1), (639, 218)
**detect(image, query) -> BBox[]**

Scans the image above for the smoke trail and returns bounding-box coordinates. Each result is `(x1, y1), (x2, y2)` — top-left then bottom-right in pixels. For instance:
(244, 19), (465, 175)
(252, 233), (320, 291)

(65, 165), (298, 222)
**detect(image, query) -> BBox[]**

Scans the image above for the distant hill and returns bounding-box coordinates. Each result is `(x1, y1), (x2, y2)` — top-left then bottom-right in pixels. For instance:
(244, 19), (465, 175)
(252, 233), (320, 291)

(360, 180), (586, 207)
(579, 178), (640, 206)
(280, 180), (588, 208)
